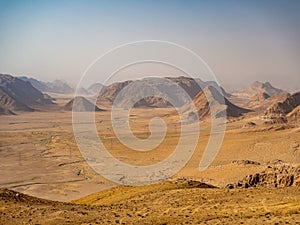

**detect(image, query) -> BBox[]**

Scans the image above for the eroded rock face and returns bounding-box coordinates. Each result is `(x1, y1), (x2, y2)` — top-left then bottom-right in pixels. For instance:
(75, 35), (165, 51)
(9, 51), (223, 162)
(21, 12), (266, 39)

(227, 161), (300, 188)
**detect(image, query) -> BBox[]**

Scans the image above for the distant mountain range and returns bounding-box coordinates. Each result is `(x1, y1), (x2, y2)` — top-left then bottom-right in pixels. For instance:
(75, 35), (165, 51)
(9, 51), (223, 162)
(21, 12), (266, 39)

(19, 77), (74, 94)
(19, 76), (105, 96)
(235, 81), (284, 98)
(229, 81), (286, 107)
(1, 73), (299, 121)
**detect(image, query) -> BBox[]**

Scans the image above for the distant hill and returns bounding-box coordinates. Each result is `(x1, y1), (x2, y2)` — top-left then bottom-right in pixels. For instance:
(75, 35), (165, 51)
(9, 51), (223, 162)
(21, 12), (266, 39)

(249, 91), (270, 103)
(96, 76), (229, 108)
(0, 74), (54, 114)
(0, 88), (33, 114)
(230, 81), (285, 107)
(235, 81), (284, 98)
(48, 79), (74, 94)
(64, 96), (104, 112)
(245, 91), (271, 110)
(264, 91), (300, 116)
(19, 76), (74, 94)
(248, 92), (290, 112)
(96, 80), (133, 107)
(181, 86), (250, 120)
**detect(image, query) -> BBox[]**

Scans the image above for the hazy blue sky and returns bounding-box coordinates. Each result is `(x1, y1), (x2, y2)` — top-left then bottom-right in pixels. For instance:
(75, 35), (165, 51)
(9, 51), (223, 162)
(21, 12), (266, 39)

(0, 0), (300, 91)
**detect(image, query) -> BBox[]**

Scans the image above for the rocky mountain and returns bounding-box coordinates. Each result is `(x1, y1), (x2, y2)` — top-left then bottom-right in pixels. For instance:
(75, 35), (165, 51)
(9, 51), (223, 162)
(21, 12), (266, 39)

(249, 91), (270, 103)
(19, 76), (50, 92)
(49, 80), (74, 94)
(64, 96), (103, 112)
(236, 81), (283, 98)
(246, 92), (290, 112)
(230, 81), (285, 107)
(243, 91), (270, 109)
(87, 83), (104, 95)
(0, 74), (54, 114)
(181, 86), (250, 120)
(97, 80), (132, 107)
(20, 77), (74, 94)
(96, 76), (229, 108)
(0, 89), (33, 114)
(264, 91), (300, 116)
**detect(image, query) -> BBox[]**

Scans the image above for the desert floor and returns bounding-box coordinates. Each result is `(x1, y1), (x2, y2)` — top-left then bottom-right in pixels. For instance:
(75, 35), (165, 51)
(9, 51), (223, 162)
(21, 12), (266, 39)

(0, 97), (299, 224)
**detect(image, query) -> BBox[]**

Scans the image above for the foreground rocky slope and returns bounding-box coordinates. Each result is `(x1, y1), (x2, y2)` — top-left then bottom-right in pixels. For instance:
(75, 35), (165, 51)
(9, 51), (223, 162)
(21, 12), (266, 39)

(1, 180), (300, 225)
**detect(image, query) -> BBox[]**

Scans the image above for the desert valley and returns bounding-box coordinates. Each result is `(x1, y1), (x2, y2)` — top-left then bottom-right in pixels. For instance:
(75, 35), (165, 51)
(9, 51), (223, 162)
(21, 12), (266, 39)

(0, 73), (299, 224)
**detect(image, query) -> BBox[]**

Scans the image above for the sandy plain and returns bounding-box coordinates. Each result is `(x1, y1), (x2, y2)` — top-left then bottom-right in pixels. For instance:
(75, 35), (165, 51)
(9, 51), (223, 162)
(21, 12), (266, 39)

(0, 96), (299, 224)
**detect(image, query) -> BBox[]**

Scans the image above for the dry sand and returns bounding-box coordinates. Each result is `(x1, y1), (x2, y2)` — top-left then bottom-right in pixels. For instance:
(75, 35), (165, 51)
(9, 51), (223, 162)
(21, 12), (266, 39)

(0, 95), (299, 224)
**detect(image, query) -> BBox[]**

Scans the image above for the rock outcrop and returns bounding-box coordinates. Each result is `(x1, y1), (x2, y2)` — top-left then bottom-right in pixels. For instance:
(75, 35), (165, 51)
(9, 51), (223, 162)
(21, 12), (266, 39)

(231, 160), (260, 166)
(227, 161), (300, 188)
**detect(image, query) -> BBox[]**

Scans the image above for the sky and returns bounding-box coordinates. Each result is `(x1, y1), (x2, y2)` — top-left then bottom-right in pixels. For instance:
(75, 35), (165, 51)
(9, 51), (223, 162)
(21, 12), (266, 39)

(0, 0), (300, 91)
